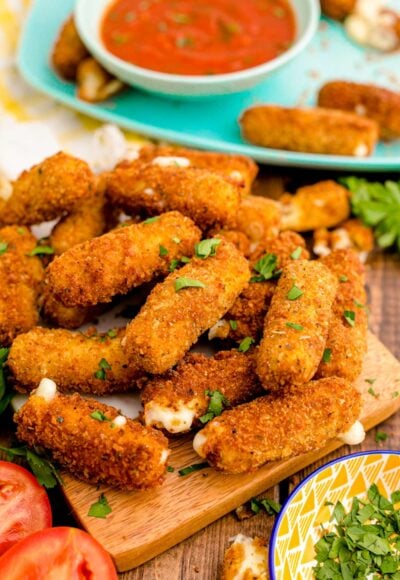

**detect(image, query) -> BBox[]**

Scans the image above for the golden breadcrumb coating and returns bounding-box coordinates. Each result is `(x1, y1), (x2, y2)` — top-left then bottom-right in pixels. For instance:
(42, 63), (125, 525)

(141, 350), (262, 433)
(210, 229), (251, 257)
(15, 392), (169, 490)
(236, 195), (281, 251)
(40, 288), (103, 329)
(45, 211), (201, 308)
(256, 260), (337, 390)
(279, 181), (350, 232)
(106, 161), (241, 230)
(318, 81), (400, 140)
(240, 105), (378, 156)
(313, 219), (374, 261)
(194, 377), (361, 473)
(76, 58), (124, 103)
(137, 144), (258, 194)
(0, 152), (94, 225)
(316, 249), (368, 382)
(0, 226), (44, 345)
(123, 240), (250, 374)
(51, 15), (89, 80)
(8, 327), (145, 395)
(222, 535), (268, 580)
(320, 0), (356, 20)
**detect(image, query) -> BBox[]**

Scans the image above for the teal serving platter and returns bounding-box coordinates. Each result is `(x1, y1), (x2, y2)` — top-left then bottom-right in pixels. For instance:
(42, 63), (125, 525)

(18, 0), (400, 170)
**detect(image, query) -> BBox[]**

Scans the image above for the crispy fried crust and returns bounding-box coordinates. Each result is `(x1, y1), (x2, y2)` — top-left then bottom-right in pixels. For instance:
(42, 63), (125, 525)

(8, 327), (145, 395)
(236, 195), (281, 250)
(0, 152), (94, 225)
(279, 181), (350, 232)
(240, 105), (378, 156)
(45, 211), (201, 307)
(40, 288), (102, 329)
(320, 0), (356, 20)
(141, 351), (262, 432)
(15, 392), (169, 490)
(123, 240), (250, 374)
(51, 16), (89, 81)
(318, 81), (400, 140)
(210, 229), (251, 257)
(194, 377), (361, 473)
(0, 226), (44, 345)
(106, 162), (241, 230)
(137, 145), (258, 194)
(256, 260), (337, 390)
(221, 535), (268, 580)
(315, 249), (368, 381)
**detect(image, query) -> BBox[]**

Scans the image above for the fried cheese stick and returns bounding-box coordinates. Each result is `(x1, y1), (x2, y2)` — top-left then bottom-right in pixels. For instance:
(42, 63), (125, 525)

(279, 181), (350, 232)
(141, 351), (262, 434)
(40, 289), (102, 329)
(221, 535), (268, 580)
(106, 161), (241, 230)
(320, 0), (356, 20)
(236, 195), (281, 252)
(240, 105), (378, 156)
(256, 260), (337, 390)
(51, 15), (89, 80)
(123, 240), (250, 374)
(315, 249), (368, 382)
(76, 58), (125, 103)
(0, 226), (44, 345)
(8, 327), (145, 395)
(45, 211), (201, 308)
(136, 145), (258, 194)
(318, 80), (400, 140)
(193, 377), (362, 473)
(15, 381), (169, 490)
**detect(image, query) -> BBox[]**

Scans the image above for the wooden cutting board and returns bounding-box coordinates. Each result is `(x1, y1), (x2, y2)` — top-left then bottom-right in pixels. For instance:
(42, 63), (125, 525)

(62, 332), (400, 572)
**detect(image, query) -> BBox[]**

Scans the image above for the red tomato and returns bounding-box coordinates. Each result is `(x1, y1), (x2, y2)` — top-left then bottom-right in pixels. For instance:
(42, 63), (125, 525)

(0, 527), (118, 579)
(0, 460), (52, 555)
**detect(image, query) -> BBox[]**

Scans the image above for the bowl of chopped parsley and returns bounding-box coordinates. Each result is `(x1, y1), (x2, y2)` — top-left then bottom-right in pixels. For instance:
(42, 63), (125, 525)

(269, 451), (400, 579)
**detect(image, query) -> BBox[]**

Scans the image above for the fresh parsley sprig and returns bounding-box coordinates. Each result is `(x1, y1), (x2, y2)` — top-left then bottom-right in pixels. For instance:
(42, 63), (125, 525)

(88, 493), (112, 518)
(250, 253), (281, 283)
(0, 445), (62, 489)
(199, 389), (229, 424)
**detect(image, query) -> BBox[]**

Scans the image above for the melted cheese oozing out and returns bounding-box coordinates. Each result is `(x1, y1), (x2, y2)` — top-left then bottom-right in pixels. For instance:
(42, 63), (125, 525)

(35, 378), (57, 401)
(339, 420), (366, 445)
(229, 170), (244, 184)
(228, 535), (268, 580)
(313, 243), (331, 257)
(208, 319), (230, 340)
(193, 431), (208, 456)
(354, 143), (369, 157)
(145, 401), (196, 434)
(112, 415), (127, 427)
(0, 174), (12, 201)
(151, 156), (191, 168)
(160, 449), (170, 465)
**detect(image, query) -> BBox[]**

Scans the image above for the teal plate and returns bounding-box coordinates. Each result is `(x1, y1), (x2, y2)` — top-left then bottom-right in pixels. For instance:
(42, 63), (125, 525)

(18, 0), (400, 170)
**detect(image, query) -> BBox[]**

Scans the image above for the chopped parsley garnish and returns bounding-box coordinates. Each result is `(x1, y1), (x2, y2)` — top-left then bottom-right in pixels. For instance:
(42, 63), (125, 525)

(159, 245), (169, 257)
(375, 431), (389, 443)
(290, 247), (303, 260)
(199, 389), (229, 424)
(0, 445), (62, 489)
(142, 216), (160, 224)
(106, 329), (117, 339)
(90, 410), (110, 422)
(250, 497), (281, 516)
(238, 336), (255, 353)
(286, 322), (304, 331)
(175, 277), (205, 292)
(354, 299), (366, 309)
(178, 463), (209, 477)
(287, 284), (303, 301)
(181, 256), (190, 263)
(17, 228), (26, 235)
(339, 275), (348, 282)
(0, 242), (8, 256)
(368, 387), (378, 398)
(195, 238), (221, 259)
(365, 378), (376, 385)
(392, 391), (399, 398)
(250, 253), (281, 283)
(94, 358), (112, 380)
(229, 320), (238, 331)
(322, 348), (332, 363)
(56, 416), (64, 423)
(169, 259), (180, 272)
(167, 466), (175, 473)
(88, 493), (112, 518)
(172, 236), (181, 244)
(344, 310), (356, 327)
(27, 245), (54, 256)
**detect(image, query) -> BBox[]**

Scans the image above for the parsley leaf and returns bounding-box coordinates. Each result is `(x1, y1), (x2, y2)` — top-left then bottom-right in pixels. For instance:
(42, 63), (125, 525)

(0, 242), (8, 256)
(250, 253), (281, 283)
(286, 322), (304, 331)
(368, 387), (378, 398)
(199, 389), (229, 424)
(290, 246), (303, 260)
(195, 238), (221, 259)
(365, 378), (376, 385)
(375, 431), (389, 443)
(0, 445), (62, 489)
(175, 277), (205, 291)
(322, 348), (332, 363)
(339, 275), (348, 282)
(287, 284), (304, 300)
(344, 310), (356, 327)
(178, 463), (209, 476)
(159, 245), (169, 257)
(27, 245), (54, 256)
(90, 410), (110, 422)
(238, 336), (255, 353)
(94, 358), (111, 380)
(142, 216), (160, 224)
(229, 320), (238, 330)
(250, 497), (281, 516)
(88, 493), (112, 518)
(167, 466), (175, 472)
(169, 259), (180, 272)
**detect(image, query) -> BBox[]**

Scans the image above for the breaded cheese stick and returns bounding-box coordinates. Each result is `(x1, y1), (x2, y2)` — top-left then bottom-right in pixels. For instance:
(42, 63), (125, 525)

(0, 152), (94, 225)
(0, 226), (44, 345)
(136, 145), (258, 194)
(106, 161), (240, 230)
(193, 377), (362, 473)
(45, 211), (201, 308)
(8, 327), (145, 396)
(240, 105), (378, 157)
(320, 0), (356, 20)
(51, 15), (89, 80)
(40, 288), (103, 329)
(256, 260), (337, 390)
(222, 535), (268, 580)
(316, 249), (367, 382)
(236, 195), (281, 252)
(279, 181), (350, 232)
(141, 351), (262, 433)
(313, 219), (374, 262)
(76, 58), (125, 103)
(318, 80), (400, 140)
(123, 240), (250, 374)
(15, 381), (169, 490)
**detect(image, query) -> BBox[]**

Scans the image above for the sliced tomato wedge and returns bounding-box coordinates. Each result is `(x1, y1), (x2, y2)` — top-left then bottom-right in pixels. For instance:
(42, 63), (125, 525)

(0, 526), (118, 580)
(0, 460), (52, 555)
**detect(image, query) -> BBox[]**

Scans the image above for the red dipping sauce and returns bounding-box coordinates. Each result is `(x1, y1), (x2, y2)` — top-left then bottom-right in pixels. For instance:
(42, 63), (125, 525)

(101, 0), (296, 76)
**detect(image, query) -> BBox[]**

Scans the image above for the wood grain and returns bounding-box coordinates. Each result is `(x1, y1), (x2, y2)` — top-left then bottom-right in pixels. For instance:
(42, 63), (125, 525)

(61, 331), (400, 572)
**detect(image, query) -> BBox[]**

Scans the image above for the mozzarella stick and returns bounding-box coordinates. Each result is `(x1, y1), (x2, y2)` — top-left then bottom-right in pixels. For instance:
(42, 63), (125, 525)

(51, 15), (89, 80)
(0, 153), (94, 225)
(136, 145), (258, 194)
(193, 377), (362, 473)
(318, 80), (400, 140)
(222, 535), (268, 580)
(0, 226), (44, 345)
(15, 381), (169, 490)
(256, 260), (337, 390)
(141, 351), (262, 433)
(106, 161), (240, 230)
(236, 195), (281, 252)
(320, 0), (356, 20)
(123, 240), (250, 374)
(45, 211), (201, 308)
(40, 289), (102, 329)
(316, 249), (368, 382)
(240, 105), (378, 157)
(8, 327), (145, 396)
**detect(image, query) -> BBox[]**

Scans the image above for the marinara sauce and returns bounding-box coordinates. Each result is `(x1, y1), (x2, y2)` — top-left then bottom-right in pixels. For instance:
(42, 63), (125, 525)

(101, 0), (296, 76)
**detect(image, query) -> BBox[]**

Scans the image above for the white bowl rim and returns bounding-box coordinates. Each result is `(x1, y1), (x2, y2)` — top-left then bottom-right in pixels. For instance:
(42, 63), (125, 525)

(74, 0), (321, 87)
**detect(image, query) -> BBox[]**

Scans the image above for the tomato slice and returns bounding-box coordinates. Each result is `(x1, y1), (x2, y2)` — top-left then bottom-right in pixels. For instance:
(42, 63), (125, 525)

(0, 527), (118, 579)
(0, 460), (52, 555)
